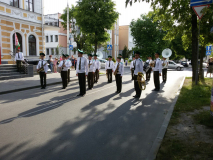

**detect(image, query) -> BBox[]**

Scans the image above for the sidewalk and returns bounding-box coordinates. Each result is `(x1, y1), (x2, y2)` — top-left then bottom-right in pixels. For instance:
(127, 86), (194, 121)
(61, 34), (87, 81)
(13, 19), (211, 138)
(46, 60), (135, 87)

(0, 69), (106, 95)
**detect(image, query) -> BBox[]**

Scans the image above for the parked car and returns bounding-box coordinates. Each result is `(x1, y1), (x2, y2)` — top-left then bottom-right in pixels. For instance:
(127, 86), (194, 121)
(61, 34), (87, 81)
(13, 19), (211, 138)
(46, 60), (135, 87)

(98, 59), (107, 69)
(181, 61), (189, 67)
(168, 60), (184, 71)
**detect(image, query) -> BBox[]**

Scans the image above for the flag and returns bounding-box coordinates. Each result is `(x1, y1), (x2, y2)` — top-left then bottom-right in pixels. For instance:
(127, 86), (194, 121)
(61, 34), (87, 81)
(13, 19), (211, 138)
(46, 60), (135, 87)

(15, 33), (20, 49)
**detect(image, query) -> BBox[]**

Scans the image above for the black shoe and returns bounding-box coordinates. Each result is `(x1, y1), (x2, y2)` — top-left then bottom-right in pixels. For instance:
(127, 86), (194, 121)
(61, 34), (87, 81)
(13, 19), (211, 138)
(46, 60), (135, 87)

(62, 87), (66, 89)
(118, 91), (121, 93)
(152, 89), (159, 91)
(77, 94), (82, 96)
(82, 94), (85, 97)
(133, 95), (137, 98)
(133, 95), (140, 98)
(41, 87), (45, 89)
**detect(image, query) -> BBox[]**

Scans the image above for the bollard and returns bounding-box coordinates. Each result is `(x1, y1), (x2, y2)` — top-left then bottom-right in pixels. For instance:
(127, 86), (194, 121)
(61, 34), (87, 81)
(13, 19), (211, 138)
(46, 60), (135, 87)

(27, 64), (34, 77)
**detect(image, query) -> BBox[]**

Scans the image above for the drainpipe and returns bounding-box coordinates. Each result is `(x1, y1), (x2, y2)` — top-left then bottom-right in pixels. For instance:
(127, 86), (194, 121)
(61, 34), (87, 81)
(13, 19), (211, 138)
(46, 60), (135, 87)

(41, 0), (44, 53)
(67, 1), (69, 55)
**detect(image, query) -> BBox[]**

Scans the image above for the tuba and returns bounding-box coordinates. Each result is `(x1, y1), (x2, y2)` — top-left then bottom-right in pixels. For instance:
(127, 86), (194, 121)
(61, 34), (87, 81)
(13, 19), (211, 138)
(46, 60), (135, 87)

(162, 48), (172, 68)
(137, 72), (146, 90)
(59, 60), (65, 73)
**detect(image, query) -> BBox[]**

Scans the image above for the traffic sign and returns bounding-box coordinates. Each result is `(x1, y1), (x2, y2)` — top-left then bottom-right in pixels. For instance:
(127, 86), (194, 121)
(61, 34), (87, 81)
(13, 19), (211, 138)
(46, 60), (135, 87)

(107, 45), (112, 50)
(69, 45), (73, 50)
(192, 5), (210, 19)
(206, 45), (212, 55)
(190, 0), (213, 7)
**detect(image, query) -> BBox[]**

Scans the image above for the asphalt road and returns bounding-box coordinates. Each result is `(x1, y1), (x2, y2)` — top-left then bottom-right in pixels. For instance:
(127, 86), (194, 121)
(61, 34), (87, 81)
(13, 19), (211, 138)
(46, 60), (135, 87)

(0, 68), (187, 160)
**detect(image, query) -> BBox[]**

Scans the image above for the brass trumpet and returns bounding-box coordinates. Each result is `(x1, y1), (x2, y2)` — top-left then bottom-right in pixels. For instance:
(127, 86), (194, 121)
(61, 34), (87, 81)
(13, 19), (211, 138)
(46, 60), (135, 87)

(137, 72), (146, 90)
(114, 63), (119, 76)
(37, 63), (47, 73)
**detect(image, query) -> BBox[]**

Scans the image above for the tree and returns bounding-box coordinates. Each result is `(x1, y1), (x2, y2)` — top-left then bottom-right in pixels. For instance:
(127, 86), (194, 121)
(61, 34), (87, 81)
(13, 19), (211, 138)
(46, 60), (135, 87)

(130, 12), (168, 59)
(74, 0), (119, 54)
(122, 45), (132, 59)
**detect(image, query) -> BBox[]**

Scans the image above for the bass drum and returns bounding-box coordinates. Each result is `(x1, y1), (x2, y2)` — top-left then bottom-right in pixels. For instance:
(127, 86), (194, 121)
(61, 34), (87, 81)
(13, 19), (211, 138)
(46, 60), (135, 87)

(143, 62), (150, 72)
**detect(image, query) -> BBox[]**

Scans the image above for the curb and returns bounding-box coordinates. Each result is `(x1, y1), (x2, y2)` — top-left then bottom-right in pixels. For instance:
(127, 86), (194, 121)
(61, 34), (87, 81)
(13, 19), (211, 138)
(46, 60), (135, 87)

(0, 74), (106, 95)
(146, 76), (186, 160)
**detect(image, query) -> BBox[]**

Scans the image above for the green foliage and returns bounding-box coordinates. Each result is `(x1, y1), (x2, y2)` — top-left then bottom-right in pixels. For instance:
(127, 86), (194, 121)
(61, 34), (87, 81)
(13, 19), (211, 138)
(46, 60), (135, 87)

(106, 58), (109, 61)
(128, 59), (132, 62)
(130, 12), (168, 59)
(75, 0), (119, 54)
(193, 110), (213, 128)
(122, 45), (132, 59)
(112, 57), (116, 62)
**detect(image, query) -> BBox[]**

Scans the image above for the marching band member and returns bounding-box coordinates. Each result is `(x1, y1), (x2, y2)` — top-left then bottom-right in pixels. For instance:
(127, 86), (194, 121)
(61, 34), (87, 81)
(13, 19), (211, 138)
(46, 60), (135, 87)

(58, 54), (71, 89)
(93, 54), (100, 83)
(162, 57), (168, 83)
(66, 54), (71, 84)
(105, 55), (114, 83)
(130, 55), (135, 80)
(145, 55), (152, 81)
(76, 49), (88, 96)
(152, 52), (162, 91)
(118, 54), (124, 63)
(37, 53), (48, 89)
(133, 51), (144, 98)
(114, 57), (124, 93)
(87, 54), (96, 90)
(15, 46), (24, 72)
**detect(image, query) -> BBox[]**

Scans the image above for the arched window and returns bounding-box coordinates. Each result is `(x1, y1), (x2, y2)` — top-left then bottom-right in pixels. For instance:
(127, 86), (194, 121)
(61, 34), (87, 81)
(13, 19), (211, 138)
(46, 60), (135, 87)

(29, 35), (36, 56)
(13, 33), (22, 54)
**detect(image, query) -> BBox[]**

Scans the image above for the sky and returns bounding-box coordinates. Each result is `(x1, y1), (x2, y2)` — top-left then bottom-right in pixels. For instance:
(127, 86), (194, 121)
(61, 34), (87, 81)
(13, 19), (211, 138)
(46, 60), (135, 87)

(43, 0), (153, 26)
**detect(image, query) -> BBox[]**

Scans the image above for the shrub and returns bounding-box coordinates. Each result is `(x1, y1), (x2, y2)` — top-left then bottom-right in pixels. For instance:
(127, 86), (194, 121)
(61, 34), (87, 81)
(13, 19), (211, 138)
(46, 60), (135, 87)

(112, 57), (116, 62)
(129, 60), (132, 62)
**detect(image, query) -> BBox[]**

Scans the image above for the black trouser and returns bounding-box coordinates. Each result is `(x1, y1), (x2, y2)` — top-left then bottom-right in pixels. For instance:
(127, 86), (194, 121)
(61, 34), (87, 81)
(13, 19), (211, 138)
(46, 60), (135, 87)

(116, 74), (122, 92)
(146, 68), (152, 81)
(78, 73), (86, 95)
(16, 60), (22, 72)
(162, 68), (167, 82)
(39, 72), (46, 88)
(94, 69), (99, 82)
(61, 71), (68, 88)
(107, 69), (112, 82)
(68, 69), (70, 83)
(87, 72), (94, 89)
(134, 75), (142, 97)
(131, 69), (134, 80)
(154, 71), (160, 90)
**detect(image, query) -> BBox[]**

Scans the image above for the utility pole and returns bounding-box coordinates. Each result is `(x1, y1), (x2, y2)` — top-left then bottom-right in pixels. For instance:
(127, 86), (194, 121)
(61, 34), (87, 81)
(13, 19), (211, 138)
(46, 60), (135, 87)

(67, 1), (69, 56)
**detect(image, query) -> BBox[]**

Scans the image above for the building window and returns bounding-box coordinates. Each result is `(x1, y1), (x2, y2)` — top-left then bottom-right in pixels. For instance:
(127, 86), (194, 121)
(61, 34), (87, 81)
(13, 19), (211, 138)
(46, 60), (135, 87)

(26, 0), (34, 12)
(55, 35), (58, 42)
(13, 33), (22, 54)
(46, 48), (49, 55)
(10, 0), (19, 8)
(29, 35), (36, 56)
(50, 35), (53, 42)
(51, 48), (54, 55)
(46, 36), (48, 43)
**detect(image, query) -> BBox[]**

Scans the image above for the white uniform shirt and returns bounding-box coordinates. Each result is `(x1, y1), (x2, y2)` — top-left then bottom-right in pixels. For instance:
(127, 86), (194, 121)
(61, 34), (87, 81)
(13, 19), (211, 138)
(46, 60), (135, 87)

(130, 60), (135, 69)
(36, 60), (49, 73)
(88, 59), (96, 72)
(121, 58), (124, 63)
(153, 58), (162, 73)
(66, 59), (71, 68)
(76, 57), (88, 75)
(114, 62), (124, 76)
(134, 58), (144, 75)
(15, 52), (24, 61)
(146, 59), (152, 65)
(105, 60), (114, 70)
(162, 60), (168, 69)
(93, 59), (100, 70)
(58, 60), (71, 71)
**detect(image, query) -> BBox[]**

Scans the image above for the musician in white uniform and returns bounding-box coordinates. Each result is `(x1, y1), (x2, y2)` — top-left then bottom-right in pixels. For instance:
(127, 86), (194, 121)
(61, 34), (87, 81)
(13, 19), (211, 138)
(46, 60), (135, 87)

(105, 55), (114, 83)
(15, 46), (24, 72)
(87, 54), (96, 90)
(58, 54), (71, 89)
(145, 55), (152, 81)
(93, 54), (100, 83)
(133, 51), (144, 98)
(76, 49), (88, 96)
(114, 57), (124, 93)
(37, 53), (49, 89)
(130, 55), (135, 80)
(66, 54), (71, 84)
(162, 57), (168, 83)
(118, 54), (124, 63)
(152, 52), (162, 91)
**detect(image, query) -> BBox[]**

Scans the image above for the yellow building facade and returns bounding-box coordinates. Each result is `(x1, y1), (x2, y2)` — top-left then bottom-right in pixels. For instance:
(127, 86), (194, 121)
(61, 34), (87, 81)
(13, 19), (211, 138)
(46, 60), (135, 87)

(0, 0), (44, 64)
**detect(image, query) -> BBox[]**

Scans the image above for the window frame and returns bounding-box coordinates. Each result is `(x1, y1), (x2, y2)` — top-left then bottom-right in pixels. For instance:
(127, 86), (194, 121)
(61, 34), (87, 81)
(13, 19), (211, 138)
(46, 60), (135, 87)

(46, 48), (49, 55)
(55, 35), (58, 42)
(28, 34), (36, 56)
(46, 36), (49, 43)
(10, 0), (19, 8)
(50, 35), (53, 42)
(26, 0), (34, 12)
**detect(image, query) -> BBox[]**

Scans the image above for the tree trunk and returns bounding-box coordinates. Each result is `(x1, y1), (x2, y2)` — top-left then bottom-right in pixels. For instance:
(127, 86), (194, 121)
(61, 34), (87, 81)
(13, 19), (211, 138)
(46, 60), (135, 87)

(94, 41), (97, 54)
(191, 10), (198, 82)
(199, 46), (205, 80)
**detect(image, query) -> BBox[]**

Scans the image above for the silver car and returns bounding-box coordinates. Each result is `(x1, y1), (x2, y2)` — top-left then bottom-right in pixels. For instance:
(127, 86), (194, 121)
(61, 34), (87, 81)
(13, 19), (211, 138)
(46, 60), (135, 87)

(168, 60), (184, 71)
